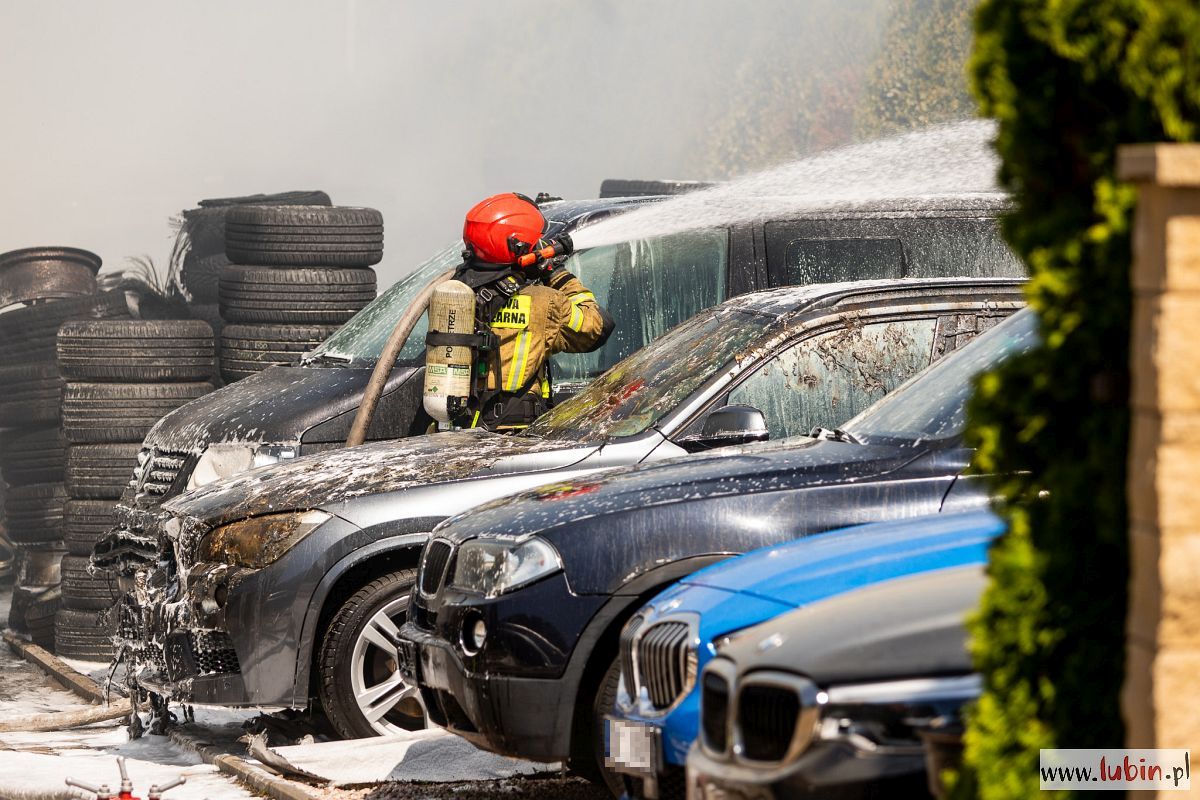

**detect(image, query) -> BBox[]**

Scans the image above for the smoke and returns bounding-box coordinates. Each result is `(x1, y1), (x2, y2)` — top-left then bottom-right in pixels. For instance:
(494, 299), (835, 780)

(0, 0), (953, 287)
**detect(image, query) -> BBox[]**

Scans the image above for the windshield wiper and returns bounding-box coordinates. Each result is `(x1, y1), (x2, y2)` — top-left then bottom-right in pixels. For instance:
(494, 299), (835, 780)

(301, 353), (352, 367)
(808, 426), (862, 445)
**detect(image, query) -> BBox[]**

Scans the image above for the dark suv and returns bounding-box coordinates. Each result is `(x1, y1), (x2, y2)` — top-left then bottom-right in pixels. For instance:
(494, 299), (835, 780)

(400, 309), (1038, 791)
(117, 194), (1021, 521)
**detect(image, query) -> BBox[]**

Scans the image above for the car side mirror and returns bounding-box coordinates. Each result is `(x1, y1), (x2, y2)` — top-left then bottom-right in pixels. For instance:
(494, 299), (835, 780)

(680, 405), (770, 452)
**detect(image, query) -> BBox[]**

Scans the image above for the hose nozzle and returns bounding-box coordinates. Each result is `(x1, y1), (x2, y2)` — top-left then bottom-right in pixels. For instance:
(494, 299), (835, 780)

(515, 233), (573, 269)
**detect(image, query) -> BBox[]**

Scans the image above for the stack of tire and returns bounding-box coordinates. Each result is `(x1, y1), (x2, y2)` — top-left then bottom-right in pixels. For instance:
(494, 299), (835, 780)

(55, 319), (216, 661)
(218, 205), (381, 382)
(0, 247), (122, 650)
(176, 191), (332, 352)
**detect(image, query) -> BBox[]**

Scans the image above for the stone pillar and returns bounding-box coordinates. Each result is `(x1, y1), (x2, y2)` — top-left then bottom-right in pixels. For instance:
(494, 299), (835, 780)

(1118, 143), (1200, 757)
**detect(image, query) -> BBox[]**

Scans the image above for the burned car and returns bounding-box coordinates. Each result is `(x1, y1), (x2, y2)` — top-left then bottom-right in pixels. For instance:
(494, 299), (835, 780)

(118, 278), (1021, 741)
(112, 194), (1021, 524)
(686, 519), (996, 799)
(398, 308), (1037, 790)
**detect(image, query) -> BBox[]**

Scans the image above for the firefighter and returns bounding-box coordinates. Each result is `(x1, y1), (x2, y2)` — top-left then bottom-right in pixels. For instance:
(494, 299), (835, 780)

(430, 192), (614, 431)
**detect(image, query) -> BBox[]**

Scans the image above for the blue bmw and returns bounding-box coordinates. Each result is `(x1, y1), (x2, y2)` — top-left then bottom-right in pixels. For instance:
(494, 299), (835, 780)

(607, 510), (1004, 799)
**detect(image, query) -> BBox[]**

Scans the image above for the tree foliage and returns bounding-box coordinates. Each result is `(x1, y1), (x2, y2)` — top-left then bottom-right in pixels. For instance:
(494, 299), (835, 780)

(854, 0), (978, 139)
(954, 2), (1200, 798)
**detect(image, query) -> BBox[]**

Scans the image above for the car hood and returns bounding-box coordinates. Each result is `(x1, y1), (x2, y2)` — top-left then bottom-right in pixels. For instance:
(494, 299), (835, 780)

(435, 435), (928, 544)
(142, 363), (419, 452)
(162, 429), (598, 527)
(676, 509), (1002, 607)
(720, 565), (986, 685)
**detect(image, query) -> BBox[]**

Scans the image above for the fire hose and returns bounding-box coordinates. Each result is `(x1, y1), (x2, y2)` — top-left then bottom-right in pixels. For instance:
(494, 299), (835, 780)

(345, 268), (455, 448)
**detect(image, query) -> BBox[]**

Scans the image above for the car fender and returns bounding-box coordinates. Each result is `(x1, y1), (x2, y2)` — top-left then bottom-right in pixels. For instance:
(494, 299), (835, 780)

(555, 554), (735, 762)
(291, 518), (442, 706)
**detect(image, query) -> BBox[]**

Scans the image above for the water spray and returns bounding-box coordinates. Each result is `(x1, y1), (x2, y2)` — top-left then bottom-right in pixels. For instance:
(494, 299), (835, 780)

(569, 120), (1004, 252)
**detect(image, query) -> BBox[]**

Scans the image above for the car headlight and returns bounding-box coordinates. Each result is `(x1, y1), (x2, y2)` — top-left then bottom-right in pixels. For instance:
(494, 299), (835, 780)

(450, 537), (562, 598)
(187, 443), (298, 490)
(197, 509), (330, 568)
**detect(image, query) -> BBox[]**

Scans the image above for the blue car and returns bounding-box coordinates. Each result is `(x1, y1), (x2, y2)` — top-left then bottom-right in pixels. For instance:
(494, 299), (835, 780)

(606, 510), (1004, 799)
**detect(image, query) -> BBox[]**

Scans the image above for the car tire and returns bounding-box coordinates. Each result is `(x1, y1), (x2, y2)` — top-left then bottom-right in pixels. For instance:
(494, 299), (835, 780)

(218, 266), (376, 324)
(65, 499), (119, 556)
(65, 444), (141, 499)
(225, 206), (384, 268)
(24, 587), (62, 652)
(0, 290), (131, 364)
(55, 607), (117, 661)
(61, 554), (123, 610)
(57, 319), (216, 382)
(317, 569), (427, 739)
(220, 323), (339, 382)
(0, 364), (64, 425)
(588, 656), (626, 798)
(5, 483), (67, 544)
(0, 425), (67, 486)
(62, 382), (214, 443)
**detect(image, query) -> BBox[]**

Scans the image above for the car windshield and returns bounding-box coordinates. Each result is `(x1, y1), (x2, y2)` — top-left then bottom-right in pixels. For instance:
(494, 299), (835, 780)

(525, 307), (774, 441)
(306, 242), (462, 366)
(841, 307), (1038, 445)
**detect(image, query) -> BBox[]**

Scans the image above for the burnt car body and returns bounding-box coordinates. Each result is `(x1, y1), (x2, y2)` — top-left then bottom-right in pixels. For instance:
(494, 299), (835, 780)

(399, 309), (1037, 786)
(120, 278), (1022, 741)
(686, 531), (995, 799)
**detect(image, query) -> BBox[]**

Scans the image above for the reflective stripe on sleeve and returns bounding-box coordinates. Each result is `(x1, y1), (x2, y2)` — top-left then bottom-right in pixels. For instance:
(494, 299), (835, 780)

(504, 331), (532, 392)
(568, 305), (584, 332)
(568, 291), (595, 305)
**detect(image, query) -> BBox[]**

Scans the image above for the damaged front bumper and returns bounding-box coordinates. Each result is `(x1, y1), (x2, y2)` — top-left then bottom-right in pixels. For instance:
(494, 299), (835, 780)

(117, 508), (368, 709)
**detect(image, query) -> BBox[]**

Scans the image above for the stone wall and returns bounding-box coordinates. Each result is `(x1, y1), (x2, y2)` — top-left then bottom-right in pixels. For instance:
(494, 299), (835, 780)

(1118, 143), (1200, 758)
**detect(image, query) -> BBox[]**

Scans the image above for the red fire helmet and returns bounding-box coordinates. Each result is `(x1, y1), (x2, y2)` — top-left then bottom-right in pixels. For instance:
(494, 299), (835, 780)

(462, 193), (546, 264)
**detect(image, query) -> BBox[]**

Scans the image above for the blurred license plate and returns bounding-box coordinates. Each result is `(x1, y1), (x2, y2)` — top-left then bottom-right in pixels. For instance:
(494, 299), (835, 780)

(606, 718), (660, 775)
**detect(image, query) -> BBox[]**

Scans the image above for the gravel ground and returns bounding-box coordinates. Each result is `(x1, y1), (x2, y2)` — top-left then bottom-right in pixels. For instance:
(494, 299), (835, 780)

(348, 774), (609, 800)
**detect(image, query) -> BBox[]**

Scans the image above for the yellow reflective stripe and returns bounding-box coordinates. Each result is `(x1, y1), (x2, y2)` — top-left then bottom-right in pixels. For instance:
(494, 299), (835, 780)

(569, 291), (595, 305)
(568, 305), (584, 332)
(504, 331), (531, 392)
(470, 410), (481, 428)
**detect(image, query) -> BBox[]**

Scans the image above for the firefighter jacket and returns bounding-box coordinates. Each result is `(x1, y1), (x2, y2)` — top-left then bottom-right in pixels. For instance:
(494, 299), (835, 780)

(482, 269), (612, 396)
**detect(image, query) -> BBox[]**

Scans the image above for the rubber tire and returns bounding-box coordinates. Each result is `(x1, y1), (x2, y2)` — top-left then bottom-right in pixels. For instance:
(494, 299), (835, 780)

(57, 319), (215, 382)
(0, 290), (132, 363)
(5, 483), (67, 544)
(0, 364), (63, 425)
(317, 568), (420, 740)
(218, 266), (376, 324)
(24, 587), (62, 652)
(224, 205), (383, 267)
(8, 584), (36, 632)
(55, 607), (117, 661)
(65, 499), (119, 556)
(65, 444), (141, 499)
(0, 425), (67, 486)
(62, 382), (213, 443)
(220, 323), (339, 382)
(61, 554), (123, 610)
(586, 656), (625, 798)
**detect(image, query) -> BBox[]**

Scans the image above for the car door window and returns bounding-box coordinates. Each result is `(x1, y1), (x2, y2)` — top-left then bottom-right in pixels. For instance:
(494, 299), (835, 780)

(728, 317), (937, 440)
(551, 229), (729, 385)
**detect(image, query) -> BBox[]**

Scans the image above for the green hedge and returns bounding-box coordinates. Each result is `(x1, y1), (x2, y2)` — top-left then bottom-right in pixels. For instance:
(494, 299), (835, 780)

(955, 2), (1199, 799)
